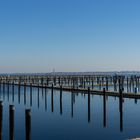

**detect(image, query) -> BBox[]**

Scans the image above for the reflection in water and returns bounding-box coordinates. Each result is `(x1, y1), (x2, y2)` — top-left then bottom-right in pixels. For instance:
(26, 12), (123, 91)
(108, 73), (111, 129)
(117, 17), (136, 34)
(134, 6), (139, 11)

(38, 85), (40, 109)
(45, 88), (47, 111)
(88, 87), (91, 123)
(119, 90), (123, 132)
(71, 92), (74, 118)
(51, 84), (54, 113)
(60, 86), (62, 115)
(0, 83), (136, 140)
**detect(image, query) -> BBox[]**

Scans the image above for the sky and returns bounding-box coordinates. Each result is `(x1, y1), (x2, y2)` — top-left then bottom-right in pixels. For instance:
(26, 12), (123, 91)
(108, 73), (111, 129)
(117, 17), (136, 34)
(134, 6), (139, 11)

(0, 0), (140, 73)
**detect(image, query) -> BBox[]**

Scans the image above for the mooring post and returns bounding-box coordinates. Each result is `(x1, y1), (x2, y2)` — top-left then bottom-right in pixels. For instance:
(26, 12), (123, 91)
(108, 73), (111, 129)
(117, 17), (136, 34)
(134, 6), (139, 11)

(127, 77), (128, 92)
(92, 78), (94, 89)
(0, 80), (1, 93)
(3, 81), (5, 93)
(30, 83), (32, 106)
(7, 81), (10, 101)
(0, 101), (3, 140)
(18, 82), (21, 104)
(12, 82), (14, 102)
(25, 109), (31, 140)
(103, 88), (106, 127)
(84, 78), (85, 89)
(9, 105), (15, 140)
(118, 78), (121, 92)
(106, 77), (108, 91)
(88, 87), (91, 123)
(119, 89), (123, 132)
(3, 81), (5, 99)
(24, 82), (26, 105)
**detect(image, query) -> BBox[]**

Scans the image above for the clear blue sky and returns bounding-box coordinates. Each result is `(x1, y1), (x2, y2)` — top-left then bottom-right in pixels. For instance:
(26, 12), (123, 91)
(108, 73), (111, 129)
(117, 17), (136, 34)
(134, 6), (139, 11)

(0, 0), (140, 73)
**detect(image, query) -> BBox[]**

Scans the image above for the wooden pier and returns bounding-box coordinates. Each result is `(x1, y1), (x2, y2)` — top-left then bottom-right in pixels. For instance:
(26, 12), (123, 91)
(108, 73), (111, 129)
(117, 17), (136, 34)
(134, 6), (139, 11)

(0, 74), (140, 99)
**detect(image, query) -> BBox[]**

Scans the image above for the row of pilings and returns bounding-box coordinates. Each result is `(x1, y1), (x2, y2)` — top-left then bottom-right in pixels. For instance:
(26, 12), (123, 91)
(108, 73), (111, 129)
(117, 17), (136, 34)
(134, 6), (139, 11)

(0, 101), (31, 140)
(0, 74), (140, 93)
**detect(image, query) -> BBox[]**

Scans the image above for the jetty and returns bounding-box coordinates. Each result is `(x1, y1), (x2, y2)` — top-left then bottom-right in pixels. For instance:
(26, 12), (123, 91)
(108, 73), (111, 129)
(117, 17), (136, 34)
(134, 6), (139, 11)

(0, 73), (140, 99)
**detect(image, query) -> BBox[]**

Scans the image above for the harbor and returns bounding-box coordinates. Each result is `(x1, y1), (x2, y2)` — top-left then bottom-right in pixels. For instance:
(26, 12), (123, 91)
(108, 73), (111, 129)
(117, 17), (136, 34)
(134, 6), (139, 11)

(0, 74), (140, 139)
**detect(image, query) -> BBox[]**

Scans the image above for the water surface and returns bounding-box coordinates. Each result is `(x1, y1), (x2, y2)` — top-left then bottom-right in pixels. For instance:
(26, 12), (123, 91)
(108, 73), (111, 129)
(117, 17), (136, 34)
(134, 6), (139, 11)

(0, 85), (140, 140)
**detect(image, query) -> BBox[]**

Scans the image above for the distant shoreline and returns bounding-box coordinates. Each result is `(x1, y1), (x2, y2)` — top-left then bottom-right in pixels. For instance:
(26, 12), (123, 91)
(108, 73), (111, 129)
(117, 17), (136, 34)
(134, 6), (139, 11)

(1, 71), (140, 76)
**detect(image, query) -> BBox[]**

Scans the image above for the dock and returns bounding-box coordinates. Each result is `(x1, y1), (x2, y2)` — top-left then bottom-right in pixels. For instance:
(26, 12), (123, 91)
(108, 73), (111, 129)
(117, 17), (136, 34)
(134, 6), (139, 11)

(0, 74), (140, 99)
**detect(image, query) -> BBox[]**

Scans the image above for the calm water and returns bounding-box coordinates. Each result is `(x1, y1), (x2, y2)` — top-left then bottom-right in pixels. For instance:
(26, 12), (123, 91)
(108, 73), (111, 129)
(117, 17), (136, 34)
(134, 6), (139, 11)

(0, 85), (140, 140)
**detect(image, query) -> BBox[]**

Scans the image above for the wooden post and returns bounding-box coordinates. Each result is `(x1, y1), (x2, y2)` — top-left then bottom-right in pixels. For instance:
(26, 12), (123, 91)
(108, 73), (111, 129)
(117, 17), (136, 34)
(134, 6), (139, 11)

(92, 78), (94, 89)
(84, 78), (85, 89)
(12, 82), (14, 102)
(7, 81), (10, 101)
(3, 81), (5, 93)
(25, 109), (31, 140)
(24, 82), (26, 105)
(3, 82), (5, 99)
(106, 77), (108, 91)
(18, 82), (21, 103)
(103, 88), (106, 127)
(127, 77), (128, 92)
(30, 83), (32, 107)
(0, 80), (1, 93)
(9, 105), (15, 140)
(119, 89), (123, 132)
(0, 101), (3, 140)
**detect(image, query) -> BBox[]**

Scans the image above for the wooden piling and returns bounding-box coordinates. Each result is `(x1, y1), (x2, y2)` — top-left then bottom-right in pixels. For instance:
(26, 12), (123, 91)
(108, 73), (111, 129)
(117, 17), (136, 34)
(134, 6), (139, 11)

(119, 89), (123, 132)
(12, 82), (14, 102)
(25, 109), (31, 140)
(18, 82), (21, 103)
(30, 83), (32, 106)
(103, 88), (106, 127)
(24, 82), (26, 105)
(9, 105), (15, 140)
(0, 101), (3, 140)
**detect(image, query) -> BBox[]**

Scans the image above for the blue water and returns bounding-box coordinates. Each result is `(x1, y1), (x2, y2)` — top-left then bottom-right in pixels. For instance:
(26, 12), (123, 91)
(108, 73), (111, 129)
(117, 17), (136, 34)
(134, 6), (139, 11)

(0, 85), (140, 140)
